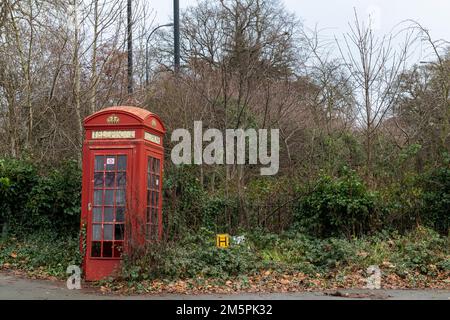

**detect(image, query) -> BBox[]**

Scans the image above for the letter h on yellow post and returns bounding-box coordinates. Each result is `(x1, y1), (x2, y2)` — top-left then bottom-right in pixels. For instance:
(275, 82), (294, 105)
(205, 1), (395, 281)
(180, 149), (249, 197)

(216, 234), (229, 248)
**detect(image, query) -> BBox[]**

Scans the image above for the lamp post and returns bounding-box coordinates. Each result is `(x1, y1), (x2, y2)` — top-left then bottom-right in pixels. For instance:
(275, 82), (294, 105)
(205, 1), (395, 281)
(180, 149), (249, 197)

(127, 0), (133, 94)
(145, 23), (174, 86)
(174, 0), (180, 73)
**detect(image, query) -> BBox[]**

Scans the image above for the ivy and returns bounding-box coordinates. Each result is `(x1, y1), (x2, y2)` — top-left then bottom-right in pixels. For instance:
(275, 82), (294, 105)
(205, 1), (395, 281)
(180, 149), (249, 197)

(293, 168), (382, 238)
(0, 158), (81, 236)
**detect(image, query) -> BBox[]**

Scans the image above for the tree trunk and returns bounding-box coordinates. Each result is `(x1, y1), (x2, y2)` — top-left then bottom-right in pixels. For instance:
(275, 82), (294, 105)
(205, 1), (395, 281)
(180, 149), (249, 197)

(89, 0), (99, 114)
(72, 0), (82, 164)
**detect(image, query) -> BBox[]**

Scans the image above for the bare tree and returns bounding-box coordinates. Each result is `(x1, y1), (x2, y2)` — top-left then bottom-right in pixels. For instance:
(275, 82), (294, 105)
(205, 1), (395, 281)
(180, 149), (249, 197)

(409, 21), (450, 151)
(392, 22), (450, 165)
(336, 9), (417, 180)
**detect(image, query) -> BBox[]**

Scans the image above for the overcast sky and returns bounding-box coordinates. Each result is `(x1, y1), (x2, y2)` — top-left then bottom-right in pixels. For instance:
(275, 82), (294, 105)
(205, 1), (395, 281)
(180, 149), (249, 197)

(148, 0), (449, 61)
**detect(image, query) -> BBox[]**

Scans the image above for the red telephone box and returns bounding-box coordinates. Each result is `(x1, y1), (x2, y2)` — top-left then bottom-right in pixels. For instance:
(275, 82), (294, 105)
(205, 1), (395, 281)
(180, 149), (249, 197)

(80, 106), (165, 281)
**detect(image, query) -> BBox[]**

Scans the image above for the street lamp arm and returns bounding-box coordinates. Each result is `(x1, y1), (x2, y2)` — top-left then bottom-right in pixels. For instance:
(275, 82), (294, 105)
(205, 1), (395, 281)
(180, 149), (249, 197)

(145, 23), (174, 86)
(147, 23), (174, 44)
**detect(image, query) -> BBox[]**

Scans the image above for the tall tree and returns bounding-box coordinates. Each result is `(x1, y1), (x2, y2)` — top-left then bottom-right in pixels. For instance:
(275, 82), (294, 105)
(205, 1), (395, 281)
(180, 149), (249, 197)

(336, 10), (416, 180)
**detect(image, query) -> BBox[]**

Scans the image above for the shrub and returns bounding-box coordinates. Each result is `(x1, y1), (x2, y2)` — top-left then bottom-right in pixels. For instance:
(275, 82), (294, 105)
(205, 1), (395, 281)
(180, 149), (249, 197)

(254, 232), (360, 274)
(0, 158), (81, 236)
(0, 158), (38, 231)
(292, 169), (382, 238)
(257, 228), (449, 276)
(0, 232), (81, 278)
(120, 227), (449, 283)
(163, 164), (242, 236)
(163, 164), (206, 237)
(25, 160), (81, 234)
(202, 196), (239, 232)
(418, 166), (450, 235)
(392, 227), (447, 275)
(121, 229), (262, 281)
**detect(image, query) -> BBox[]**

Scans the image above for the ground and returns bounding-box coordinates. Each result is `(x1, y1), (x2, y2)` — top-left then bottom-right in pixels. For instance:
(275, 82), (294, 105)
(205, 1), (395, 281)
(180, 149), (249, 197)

(1, 270), (449, 300)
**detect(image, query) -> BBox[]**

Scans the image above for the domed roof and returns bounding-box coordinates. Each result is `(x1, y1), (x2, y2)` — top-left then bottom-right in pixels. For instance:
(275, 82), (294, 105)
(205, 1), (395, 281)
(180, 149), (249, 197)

(84, 106), (165, 133)
(97, 106), (154, 121)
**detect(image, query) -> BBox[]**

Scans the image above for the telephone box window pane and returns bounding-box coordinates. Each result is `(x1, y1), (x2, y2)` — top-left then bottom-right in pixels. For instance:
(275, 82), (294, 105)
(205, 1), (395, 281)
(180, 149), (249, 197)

(146, 224), (151, 240)
(95, 156), (104, 171)
(147, 157), (152, 173)
(147, 174), (151, 188)
(104, 224), (113, 240)
(117, 156), (127, 171)
(104, 207), (114, 222)
(116, 207), (125, 222)
(151, 208), (158, 225)
(117, 172), (126, 187)
(105, 172), (115, 187)
(155, 176), (160, 188)
(152, 192), (159, 206)
(113, 242), (123, 258)
(93, 208), (102, 223)
(103, 242), (113, 257)
(115, 224), (124, 240)
(91, 242), (101, 257)
(146, 207), (151, 223)
(104, 189), (114, 206)
(116, 189), (125, 205)
(151, 158), (156, 172)
(153, 159), (160, 173)
(92, 224), (101, 241)
(94, 190), (103, 205)
(94, 173), (104, 187)
(106, 157), (116, 171)
(151, 224), (158, 240)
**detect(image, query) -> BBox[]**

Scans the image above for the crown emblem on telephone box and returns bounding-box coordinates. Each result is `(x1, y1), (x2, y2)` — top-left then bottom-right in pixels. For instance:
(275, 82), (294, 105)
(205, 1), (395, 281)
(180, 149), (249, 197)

(106, 114), (120, 124)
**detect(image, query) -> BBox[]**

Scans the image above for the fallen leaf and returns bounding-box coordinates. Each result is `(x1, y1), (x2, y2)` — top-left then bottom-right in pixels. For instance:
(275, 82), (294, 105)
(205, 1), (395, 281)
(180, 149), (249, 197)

(357, 251), (369, 258)
(382, 261), (395, 268)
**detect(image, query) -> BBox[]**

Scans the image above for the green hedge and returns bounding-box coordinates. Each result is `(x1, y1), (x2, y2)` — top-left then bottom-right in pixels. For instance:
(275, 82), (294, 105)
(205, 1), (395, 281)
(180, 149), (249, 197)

(0, 158), (448, 240)
(292, 169), (382, 238)
(0, 158), (81, 236)
(419, 166), (450, 234)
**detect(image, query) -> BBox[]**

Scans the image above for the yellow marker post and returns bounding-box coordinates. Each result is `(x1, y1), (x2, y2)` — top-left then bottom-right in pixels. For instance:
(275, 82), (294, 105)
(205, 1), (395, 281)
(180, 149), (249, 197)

(216, 234), (230, 248)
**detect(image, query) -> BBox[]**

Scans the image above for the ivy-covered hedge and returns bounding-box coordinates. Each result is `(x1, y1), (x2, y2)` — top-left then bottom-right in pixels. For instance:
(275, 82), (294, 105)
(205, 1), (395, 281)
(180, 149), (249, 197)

(0, 158), (448, 239)
(419, 166), (450, 234)
(292, 165), (450, 238)
(292, 169), (383, 238)
(0, 158), (81, 236)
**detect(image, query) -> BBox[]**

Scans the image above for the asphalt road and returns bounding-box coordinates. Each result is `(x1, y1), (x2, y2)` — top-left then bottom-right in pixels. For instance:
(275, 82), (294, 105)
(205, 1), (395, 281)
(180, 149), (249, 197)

(1, 271), (449, 300)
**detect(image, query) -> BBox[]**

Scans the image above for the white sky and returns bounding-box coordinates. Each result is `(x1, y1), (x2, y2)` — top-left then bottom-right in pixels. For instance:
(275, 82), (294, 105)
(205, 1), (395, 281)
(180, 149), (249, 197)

(149, 0), (450, 60)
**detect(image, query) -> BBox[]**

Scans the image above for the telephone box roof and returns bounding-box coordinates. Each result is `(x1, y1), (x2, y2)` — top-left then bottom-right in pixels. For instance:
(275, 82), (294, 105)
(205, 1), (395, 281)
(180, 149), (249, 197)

(84, 106), (165, 133)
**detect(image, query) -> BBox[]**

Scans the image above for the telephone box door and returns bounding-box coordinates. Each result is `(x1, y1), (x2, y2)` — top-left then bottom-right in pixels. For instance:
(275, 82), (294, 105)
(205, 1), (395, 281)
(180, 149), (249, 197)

(85, 149), (133, 280)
